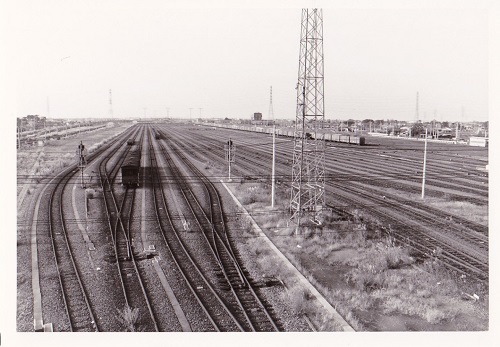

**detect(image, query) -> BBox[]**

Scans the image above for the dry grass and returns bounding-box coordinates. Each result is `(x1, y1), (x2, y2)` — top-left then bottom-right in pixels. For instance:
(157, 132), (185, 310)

(226, 167), (488, 331)
(426, 199), (488, 225)
(361, 185), (488, 226)
(117, 306), (140, 332)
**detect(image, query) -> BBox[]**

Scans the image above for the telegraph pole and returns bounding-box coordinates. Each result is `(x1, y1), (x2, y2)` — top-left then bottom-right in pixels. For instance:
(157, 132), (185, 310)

(421, 129), (428, 199)
(269, 86), (276, 208)
(289, 8), (326, 232)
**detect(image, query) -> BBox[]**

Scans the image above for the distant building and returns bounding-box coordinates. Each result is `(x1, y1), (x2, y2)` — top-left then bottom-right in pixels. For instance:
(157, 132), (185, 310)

(252, 113), (262, 121)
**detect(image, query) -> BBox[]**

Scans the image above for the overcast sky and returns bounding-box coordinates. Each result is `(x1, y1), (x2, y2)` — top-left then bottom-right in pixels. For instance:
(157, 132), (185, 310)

(2, 0), (495, 122)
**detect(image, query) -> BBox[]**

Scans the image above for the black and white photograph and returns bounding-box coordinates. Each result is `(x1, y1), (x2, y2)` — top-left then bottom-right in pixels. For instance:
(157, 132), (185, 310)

(2, 0), (499, 346)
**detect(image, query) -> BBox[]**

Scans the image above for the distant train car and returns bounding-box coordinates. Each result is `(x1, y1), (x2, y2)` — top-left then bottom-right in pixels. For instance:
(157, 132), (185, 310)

(155, 129), (161, 140)
(331, 134), (341, 143)
(127, 139), (134, 145)
(121, 148), (141, 187)
(340, 135), (350, 143)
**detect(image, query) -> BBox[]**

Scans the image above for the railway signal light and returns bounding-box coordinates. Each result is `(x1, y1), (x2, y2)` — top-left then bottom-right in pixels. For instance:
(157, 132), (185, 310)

(76, 141), (88, 188)
(224, 138), (236, 181)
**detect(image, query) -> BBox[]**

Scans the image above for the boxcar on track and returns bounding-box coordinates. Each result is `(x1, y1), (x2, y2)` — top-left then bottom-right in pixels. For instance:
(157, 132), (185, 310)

(121, 148), (141, 187)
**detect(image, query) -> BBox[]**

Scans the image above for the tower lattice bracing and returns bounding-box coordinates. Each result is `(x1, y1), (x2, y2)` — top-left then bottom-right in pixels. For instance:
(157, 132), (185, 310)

(109, 89), (113, 118)
(289, 8), (325, 227)
(415, 91), (419, 122)
(268, 86), (274, 119)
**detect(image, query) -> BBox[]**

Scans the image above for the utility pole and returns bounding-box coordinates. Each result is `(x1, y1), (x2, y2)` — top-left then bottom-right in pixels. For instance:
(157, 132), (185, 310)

(289, 8), (326, 232)
(198, 108), (203, 120)
(189, 108), (193, 122)
(269, 86), (276, 208)
(433, 109), (437, 138)
(421, 129), (428, 199)
(17, 125), (21, 149)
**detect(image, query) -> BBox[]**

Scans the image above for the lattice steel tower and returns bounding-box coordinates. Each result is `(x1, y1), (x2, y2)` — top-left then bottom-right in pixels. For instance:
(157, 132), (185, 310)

(109, 89), (113, 119)
(268, 86), (274, 119)
(289, 8), (325, 228)
(415, 91), (419, 122)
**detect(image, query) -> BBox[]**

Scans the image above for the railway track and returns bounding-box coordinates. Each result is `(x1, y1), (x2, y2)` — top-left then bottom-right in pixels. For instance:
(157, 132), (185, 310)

(27, 123), (140, 331)
(156, 129), (282, 331)
(98, 126), (159, 331)
(164, 135), (282, 332)
(149, 128), (244, 331)
(47, 164), (98, 331)
(160, 124), (488, 283)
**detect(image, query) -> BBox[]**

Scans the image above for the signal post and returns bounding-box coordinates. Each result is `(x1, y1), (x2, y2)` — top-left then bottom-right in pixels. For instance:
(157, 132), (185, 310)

(76, 141), (88, 188)
(224, 138), (235, 181)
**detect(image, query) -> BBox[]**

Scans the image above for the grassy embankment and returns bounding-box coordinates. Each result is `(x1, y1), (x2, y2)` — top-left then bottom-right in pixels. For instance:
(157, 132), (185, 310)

(209, 161), (488, 331)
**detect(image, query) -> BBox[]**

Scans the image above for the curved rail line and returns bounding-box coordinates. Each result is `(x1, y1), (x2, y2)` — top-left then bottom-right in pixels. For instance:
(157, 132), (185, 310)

(47, 161), (98, 331)
(31, 123), (139, 331)
(160, 125), (488, 283)
(159, 129), (282, 331)
(98, 125), (159, 331)
(148, 127), (243, 331)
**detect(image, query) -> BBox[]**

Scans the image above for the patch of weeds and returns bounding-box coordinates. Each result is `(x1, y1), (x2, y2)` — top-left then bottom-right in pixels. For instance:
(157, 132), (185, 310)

(117, 306), (140, 332)
(284, 285), (311, 316)
(346, 268), (384, 292)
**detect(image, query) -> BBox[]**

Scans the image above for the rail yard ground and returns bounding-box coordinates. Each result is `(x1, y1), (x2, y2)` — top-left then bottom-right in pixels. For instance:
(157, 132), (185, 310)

(223, 180), (488, 331)
(16, 122), (489, 333)
(16, 124), (132, 331)
(167, 123), (489, 331)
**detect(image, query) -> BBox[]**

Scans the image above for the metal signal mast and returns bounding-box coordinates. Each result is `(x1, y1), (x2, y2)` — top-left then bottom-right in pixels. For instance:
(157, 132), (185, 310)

(76, 141), (88, 188)
(289, 8), (326, 229)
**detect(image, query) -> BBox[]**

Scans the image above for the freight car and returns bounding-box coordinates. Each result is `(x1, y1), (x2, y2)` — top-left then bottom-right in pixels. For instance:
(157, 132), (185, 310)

(153, 129), (161, 140)
(121, 148), (141, 187)
(202, 124), (365, 145)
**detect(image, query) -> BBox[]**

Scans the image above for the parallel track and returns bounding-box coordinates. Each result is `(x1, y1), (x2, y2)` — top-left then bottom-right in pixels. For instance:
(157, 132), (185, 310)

(161, 125), (488, 283)
(159, 130), (282, 331)
(149, 127), (243, 331)
(98, 125), (159, 331)
(48, 165), (98, 331)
